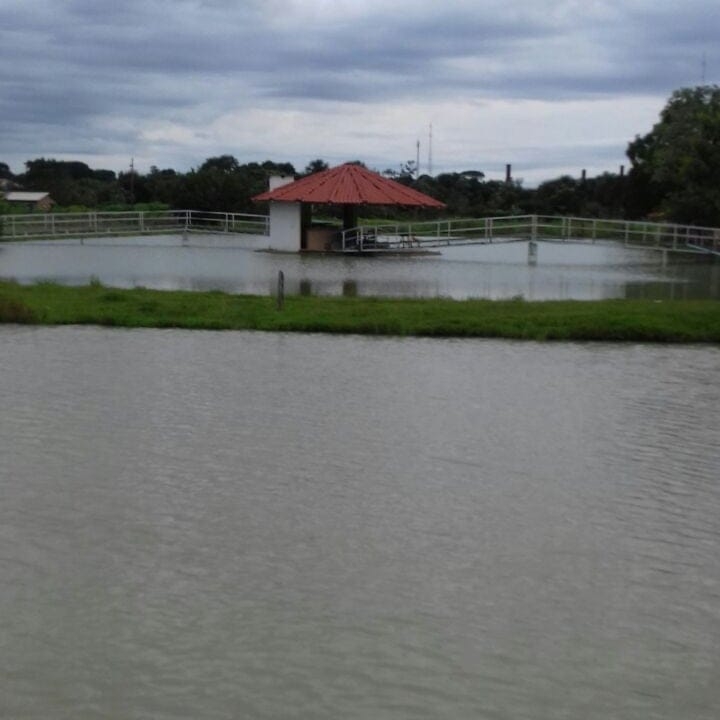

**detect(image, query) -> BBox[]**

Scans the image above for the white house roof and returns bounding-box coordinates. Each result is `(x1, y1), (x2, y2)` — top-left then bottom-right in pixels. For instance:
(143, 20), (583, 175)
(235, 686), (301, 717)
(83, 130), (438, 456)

(5, 192), (51, 202)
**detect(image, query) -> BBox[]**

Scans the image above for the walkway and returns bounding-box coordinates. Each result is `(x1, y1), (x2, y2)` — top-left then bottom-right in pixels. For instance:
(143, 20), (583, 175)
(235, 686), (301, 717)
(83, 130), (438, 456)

(0, 209), (268, 242)
(2, 210), (719, 258)
(341, 215), (720, 256)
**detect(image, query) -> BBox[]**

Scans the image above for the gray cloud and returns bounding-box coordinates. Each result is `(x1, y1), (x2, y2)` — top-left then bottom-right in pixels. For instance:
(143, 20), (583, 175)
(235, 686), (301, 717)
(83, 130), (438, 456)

(0, 0), (717, 178)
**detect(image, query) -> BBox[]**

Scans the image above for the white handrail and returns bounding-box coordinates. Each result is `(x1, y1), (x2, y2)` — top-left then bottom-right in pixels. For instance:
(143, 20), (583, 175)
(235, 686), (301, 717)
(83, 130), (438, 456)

(338, 215), (720, 255)
(0, 209), (270, 240)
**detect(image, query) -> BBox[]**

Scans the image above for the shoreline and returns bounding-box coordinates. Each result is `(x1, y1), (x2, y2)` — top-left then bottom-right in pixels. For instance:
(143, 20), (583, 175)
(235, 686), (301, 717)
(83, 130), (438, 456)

(1, 281), (719, 343)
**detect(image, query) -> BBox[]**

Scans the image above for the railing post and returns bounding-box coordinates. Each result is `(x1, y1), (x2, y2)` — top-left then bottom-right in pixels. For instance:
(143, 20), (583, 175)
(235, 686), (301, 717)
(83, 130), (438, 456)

(528, 240), (538, 265)
(531, 214), (538, 241)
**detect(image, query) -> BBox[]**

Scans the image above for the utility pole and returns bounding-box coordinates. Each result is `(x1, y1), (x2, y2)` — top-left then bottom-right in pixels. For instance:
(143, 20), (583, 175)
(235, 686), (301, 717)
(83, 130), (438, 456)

(428, 123), (433, 177)
(129, 157), (135, 205)
(416, 139), (420, 179)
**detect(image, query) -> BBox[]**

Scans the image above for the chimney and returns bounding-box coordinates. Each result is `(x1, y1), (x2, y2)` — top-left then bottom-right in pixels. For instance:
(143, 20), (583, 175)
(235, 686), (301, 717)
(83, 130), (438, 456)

(269, 175), (295, 191)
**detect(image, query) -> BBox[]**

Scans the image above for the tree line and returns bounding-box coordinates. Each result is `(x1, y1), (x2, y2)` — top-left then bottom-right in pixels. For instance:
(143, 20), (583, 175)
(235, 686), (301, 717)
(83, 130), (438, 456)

(2, 85), (719, 226)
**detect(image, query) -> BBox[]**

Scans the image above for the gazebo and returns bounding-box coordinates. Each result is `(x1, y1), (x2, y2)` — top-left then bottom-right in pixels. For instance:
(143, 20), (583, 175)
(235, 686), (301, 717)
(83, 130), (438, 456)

(253, 163), (445, 252)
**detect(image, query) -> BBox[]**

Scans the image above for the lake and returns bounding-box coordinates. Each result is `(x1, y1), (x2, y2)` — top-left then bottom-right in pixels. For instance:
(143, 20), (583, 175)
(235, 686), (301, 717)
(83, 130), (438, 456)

(1, 326), (719, 719)
(1, 234), (719, 300)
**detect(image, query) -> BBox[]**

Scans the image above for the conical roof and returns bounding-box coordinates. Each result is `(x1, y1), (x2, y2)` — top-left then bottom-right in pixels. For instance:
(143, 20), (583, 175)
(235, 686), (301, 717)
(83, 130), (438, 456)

(253, 163), (445, 207)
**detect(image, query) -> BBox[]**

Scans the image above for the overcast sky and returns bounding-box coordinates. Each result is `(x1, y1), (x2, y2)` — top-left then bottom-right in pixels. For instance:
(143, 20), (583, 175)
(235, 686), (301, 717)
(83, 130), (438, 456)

(0, 0), (716, 184)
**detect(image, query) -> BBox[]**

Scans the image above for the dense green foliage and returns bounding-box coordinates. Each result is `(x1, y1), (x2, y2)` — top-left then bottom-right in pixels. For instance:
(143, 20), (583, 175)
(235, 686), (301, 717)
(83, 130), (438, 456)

(1, 281), (719, 343)
(627, 86), (720, 225)
(2, 86), (719, 224)
(0, 156), (634, 221)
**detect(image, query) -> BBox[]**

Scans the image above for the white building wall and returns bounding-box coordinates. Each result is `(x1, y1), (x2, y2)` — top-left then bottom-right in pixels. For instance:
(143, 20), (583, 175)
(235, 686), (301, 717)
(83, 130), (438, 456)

(269, 201), (301, 252)
(264, 176), (302, 252)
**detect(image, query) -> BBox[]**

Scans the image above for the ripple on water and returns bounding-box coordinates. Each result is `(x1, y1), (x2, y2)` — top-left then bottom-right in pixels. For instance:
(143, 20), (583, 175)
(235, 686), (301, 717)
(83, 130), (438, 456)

(0, 327), (719, 719)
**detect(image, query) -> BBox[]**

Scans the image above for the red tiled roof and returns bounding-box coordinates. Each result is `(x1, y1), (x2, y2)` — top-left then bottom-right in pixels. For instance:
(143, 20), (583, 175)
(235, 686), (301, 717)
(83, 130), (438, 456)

(253, 163), (445, 207)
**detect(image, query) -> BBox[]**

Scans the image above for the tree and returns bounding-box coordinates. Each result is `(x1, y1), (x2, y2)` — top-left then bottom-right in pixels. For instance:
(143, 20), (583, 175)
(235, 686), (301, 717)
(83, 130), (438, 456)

(20, 158), (98, 205)
(627, 85), (720, 225)
(303, 159), (329, 175)
(533, 176), (585, 215)
(198, 155), (240, 174)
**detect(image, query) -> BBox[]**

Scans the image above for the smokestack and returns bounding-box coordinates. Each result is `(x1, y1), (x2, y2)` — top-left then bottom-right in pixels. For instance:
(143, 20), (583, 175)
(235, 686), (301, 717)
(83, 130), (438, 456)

(505, 164), (512, 183)
(581, 169), (587, 182)
(619, 164), (625, 177)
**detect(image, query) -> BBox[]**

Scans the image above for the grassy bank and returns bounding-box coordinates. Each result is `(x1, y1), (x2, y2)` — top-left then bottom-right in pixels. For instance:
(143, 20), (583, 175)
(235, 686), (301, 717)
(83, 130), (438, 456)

(1, 280), (719, 342)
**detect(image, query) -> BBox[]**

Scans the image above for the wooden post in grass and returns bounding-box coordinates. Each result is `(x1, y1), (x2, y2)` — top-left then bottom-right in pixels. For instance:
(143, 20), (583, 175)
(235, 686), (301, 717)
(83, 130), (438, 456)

(276, 270), (285, 310)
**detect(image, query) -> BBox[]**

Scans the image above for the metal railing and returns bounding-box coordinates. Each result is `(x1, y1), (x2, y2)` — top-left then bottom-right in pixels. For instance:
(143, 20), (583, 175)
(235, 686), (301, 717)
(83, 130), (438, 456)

(0, 209), (269, 241)
(339, 215), (720, 255)
(3, 210), (719, 256)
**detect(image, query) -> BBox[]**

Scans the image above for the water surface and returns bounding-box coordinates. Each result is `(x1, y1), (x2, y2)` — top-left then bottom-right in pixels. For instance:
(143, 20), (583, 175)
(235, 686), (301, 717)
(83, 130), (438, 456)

(1, 326), (719, 719)
(1, 234), (718, 299)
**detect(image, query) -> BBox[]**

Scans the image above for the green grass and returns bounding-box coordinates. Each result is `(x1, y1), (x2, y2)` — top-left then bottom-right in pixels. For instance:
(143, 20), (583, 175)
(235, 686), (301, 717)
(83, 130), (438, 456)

(1, 280), (719, 342)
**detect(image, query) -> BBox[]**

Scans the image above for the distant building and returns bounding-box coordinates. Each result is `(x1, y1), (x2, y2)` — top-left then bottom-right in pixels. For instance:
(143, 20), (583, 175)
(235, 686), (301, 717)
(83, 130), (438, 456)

(3, 191), (55, 212)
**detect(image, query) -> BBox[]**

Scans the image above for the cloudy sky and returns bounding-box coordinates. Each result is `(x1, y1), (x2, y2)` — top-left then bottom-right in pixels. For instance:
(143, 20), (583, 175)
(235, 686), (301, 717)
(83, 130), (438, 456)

(0, 0), (716, 184)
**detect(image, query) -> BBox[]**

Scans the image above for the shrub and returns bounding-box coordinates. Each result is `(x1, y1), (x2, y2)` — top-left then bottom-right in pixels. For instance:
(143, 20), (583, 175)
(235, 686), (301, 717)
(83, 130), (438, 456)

(0, 297), (35, 323)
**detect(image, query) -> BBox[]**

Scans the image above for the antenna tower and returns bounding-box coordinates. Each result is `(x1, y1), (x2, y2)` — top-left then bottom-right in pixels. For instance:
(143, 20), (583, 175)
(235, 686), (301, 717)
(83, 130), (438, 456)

(428, 124), (433, 176)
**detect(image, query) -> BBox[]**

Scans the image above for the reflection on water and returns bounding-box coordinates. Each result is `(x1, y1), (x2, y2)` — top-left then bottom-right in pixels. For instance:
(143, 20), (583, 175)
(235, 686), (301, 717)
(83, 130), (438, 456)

(1, 327), (719, 719)
(0, 234), (718, 299)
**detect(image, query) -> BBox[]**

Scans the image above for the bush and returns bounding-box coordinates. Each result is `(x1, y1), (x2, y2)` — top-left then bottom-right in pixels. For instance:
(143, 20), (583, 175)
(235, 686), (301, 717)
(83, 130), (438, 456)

(0, 297), (35, 323)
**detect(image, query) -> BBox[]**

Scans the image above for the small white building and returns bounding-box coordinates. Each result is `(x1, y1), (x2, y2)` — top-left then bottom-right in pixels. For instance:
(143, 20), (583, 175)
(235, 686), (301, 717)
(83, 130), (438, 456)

(3, 191), (55, 212)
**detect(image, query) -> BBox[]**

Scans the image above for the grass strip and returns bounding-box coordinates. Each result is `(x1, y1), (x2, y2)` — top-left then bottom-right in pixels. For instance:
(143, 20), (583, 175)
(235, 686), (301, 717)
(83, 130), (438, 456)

(1, 280), (719, 343)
